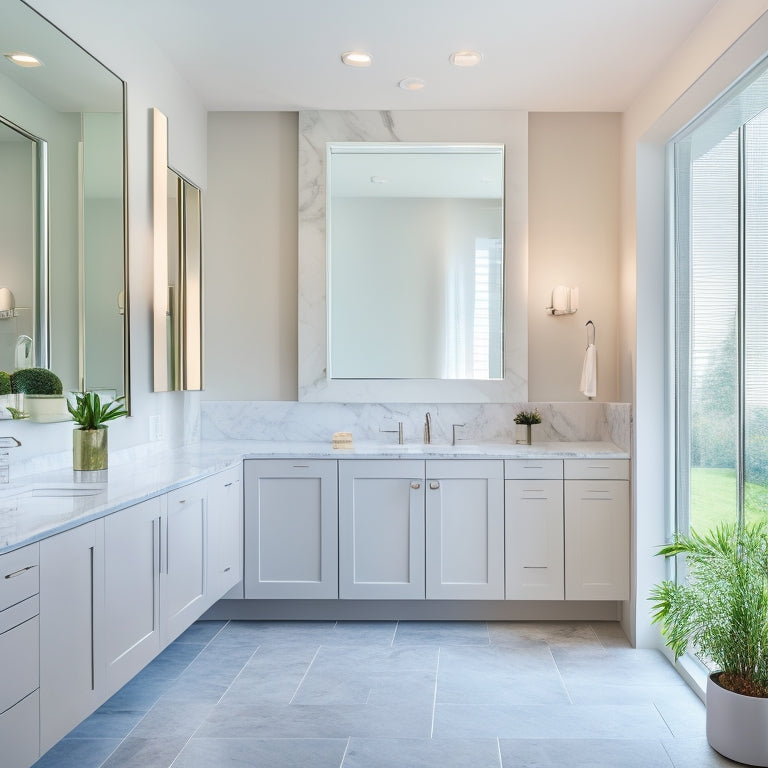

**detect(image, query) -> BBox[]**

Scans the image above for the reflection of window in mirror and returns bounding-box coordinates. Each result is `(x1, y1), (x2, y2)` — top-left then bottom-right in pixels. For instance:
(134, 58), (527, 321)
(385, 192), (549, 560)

(327, 143), (504, 381)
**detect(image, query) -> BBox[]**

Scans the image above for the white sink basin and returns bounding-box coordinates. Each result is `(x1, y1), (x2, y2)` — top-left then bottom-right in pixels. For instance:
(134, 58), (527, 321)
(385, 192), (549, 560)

(27, 483), (106, 498)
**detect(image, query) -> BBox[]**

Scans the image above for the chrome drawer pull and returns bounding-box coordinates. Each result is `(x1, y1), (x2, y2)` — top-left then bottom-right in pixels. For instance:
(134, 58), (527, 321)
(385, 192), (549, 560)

(429, 481), (440, 490)
(4, 565), (34, 579)
(411, 482), (421, 490)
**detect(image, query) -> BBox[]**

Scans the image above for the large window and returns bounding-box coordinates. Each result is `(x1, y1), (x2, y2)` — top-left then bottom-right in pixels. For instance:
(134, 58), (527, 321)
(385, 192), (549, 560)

(673, 62), (768, 537)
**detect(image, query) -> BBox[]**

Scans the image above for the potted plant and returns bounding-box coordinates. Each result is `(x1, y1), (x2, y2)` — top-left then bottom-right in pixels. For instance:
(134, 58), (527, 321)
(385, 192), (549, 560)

(514, 408), (541, 445)
(10, 367), (67, 422)
(650, 521), (768, 766)
(68, 392), (127, 471)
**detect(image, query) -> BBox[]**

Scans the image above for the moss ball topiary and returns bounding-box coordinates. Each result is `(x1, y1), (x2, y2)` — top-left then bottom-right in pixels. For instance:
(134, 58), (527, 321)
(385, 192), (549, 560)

(11, 367), (63, 395)
(0, 372), (10, 396)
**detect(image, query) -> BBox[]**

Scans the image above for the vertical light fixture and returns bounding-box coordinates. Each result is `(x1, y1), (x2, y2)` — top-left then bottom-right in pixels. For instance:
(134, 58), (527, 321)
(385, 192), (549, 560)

(152, 108), (169, 392)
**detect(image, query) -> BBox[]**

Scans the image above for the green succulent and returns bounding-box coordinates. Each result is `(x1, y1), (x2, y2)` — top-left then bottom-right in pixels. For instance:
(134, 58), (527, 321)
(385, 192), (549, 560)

(11, 367), (63, 395)
(68, 392), (127, 430)
(0, 372), (11, 396)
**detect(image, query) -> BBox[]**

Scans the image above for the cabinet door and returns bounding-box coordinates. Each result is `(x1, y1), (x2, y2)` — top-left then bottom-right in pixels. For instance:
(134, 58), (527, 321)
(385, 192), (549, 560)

(505, 479), (564, 600)
(162, 481), (208, 645)
(103, 497), (162, 695)
(207, 465), (243, 603)
(565, 480), (629, 600)
(425, 460), (504, 600)
(40, 519), (105, 752)
(339, 460), (424, 599)
(244, 459), (338, 599)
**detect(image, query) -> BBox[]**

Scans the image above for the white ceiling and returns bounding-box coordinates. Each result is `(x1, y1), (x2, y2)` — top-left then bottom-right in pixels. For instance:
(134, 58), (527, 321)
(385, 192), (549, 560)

(90, 0), (722, 112)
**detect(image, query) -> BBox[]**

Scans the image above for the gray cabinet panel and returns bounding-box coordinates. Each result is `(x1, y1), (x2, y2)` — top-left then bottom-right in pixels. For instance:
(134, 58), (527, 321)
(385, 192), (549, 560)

(339, 460), (424, 599)
(207, 466), (243, 603)
(244, 460), (338, 599)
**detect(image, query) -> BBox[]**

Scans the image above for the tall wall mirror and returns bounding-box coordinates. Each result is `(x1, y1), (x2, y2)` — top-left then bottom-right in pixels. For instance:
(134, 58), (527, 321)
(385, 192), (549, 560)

(0, 0), (128, 407)
(298, 110), (528, 403)
(153, 108), (203, 392)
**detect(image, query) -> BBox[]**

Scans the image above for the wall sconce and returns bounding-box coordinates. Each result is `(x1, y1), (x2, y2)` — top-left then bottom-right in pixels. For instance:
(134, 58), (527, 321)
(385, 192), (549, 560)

(546, 285), (578, 315)
(0, 287), (16, 319)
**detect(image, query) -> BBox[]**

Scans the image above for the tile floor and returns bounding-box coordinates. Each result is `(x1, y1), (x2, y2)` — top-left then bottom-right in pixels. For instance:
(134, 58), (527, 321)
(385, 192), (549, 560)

(32, 620), (738, 767)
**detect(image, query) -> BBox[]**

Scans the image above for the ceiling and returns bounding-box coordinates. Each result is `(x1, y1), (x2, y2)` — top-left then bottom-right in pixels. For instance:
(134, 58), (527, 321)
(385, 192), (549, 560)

(32, 0), (724, 112)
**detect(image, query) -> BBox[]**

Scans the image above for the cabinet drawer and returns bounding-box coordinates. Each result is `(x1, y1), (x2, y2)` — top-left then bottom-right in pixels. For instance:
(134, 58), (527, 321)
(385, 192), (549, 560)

(0, 690), (39, 768)
(0, 615), (39, 713)
(505, 459), (563, 480)
(564, 459), (629, 480)
(0, 594), (38, 635)
(0, 543), (39, 611)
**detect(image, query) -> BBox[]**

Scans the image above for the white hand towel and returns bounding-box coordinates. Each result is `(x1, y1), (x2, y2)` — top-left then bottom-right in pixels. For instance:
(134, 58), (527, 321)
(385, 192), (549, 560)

(580, 343), (597, 398)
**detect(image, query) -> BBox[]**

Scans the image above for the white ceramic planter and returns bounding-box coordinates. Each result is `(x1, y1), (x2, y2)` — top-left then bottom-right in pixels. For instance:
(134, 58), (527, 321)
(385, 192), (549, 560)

(707, 673), (768, 766)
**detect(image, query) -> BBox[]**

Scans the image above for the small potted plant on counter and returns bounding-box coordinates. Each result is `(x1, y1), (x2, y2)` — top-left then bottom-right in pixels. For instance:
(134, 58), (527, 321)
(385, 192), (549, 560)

(650, 521), (768, 766)
(68, 392), (127, 471)
(10, 367), (67, 422)
(514, 408), (541, 445)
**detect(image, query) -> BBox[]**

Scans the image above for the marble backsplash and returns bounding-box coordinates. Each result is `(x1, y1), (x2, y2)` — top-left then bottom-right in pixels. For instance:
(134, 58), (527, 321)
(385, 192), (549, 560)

(201, 401), (631, 453)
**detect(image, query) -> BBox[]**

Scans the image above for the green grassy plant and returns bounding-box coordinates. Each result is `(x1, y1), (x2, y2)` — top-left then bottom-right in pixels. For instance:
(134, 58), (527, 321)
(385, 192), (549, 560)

(68, 392), (127, 430)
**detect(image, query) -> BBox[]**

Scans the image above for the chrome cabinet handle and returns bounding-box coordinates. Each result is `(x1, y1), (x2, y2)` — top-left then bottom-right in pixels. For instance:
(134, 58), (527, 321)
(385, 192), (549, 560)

(429, 481), (440, 490)
(4, 565), (34, 579)
(411, 482), (421, 490)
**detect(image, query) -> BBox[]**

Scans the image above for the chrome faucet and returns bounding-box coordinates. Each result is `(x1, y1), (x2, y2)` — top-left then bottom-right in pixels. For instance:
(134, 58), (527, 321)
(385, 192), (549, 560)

(424, 412), (432, 444)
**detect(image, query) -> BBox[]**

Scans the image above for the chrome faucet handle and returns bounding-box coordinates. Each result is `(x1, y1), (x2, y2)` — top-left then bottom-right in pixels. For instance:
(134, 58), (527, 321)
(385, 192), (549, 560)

(424, 411), (432, 444)
(451, 424), (466, 446)
(379, 422), (404, 445)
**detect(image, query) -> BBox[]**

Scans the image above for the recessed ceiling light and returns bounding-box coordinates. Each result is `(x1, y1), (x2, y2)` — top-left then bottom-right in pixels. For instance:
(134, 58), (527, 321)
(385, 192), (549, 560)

(399, 77), (426, 91)
(4, 51), (43, 67)
(341, 51), (372, 67)
(449, 50), (482, 67)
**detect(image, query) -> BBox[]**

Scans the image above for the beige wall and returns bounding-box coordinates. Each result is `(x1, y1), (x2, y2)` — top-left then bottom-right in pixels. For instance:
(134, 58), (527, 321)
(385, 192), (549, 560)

(528, 113), (620, 402)
(205, 111), (622, 403)
(204, 112), (298, 401)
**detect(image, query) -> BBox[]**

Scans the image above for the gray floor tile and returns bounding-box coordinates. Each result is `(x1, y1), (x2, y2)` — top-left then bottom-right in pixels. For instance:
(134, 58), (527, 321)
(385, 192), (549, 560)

(173, 642), (256, 688)
(97, 675), (171, 714)
(328, 620), (398, 646)
(343, 737), (502, 768)
(213, 620), (336, 648)
(64, 710), (145, 740)
(433, 703), (674, 739)
(499, 738), (674, 767)
(653, 691), (707, 738)
(591, 621), (632, 648)
(174, 619), (227, 645)
(130, 697), (215, 739)
(32, 738), (121, 768)
(197, 701), (433, 739)
(99, 736), (190, 768)
(136, 641), (202, 682)
(489, 621), (602, 649)
(437, 645), (569, 706)
(174, 737), (348, 767)
(394, 620), (490, 646)
(662, 737), (743, 767)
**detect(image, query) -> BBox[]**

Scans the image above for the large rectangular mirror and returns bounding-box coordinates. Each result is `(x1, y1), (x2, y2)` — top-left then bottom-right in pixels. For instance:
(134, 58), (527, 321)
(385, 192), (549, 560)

(0, 0), (128, 407)
(298, 110), (528, 403)
(328, 142), (504, 380)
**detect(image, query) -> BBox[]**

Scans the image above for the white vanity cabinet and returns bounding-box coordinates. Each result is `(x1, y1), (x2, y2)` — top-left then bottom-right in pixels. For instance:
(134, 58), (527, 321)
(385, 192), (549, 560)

(564, 460), (630, 600)
(161, 480), (208, 644)
(425, 460), (504, 600)
(103, 497), (162, 695)
(244, 459), (338, 599)
(0, 543), (40, 768)
(206, 465), (243, 602)
(339, 459), (425, 599)
(39, 521), (104, 753)
(505, 460), (564, 600)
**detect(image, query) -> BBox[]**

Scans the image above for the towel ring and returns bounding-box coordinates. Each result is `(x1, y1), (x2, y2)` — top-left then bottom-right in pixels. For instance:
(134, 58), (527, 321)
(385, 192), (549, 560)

(585, 320), (595, 347)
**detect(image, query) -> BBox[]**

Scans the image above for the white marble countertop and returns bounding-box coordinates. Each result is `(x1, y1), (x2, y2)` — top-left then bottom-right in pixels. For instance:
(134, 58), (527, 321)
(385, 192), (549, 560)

(0, 439), (628, 555)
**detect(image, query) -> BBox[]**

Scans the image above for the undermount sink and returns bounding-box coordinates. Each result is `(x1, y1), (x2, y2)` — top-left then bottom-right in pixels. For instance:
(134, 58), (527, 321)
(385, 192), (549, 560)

(26, 484), (106, 498)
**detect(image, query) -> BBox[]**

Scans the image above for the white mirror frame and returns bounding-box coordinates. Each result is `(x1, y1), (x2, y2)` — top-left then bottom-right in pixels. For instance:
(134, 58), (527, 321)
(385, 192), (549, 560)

(298, 109), (529, 403)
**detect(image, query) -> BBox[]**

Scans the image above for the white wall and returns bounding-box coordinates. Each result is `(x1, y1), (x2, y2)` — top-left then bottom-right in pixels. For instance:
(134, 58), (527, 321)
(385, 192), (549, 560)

(620, 0), (768, 648)
(10, 1), (208, 465)
(528, 113), (620, 403)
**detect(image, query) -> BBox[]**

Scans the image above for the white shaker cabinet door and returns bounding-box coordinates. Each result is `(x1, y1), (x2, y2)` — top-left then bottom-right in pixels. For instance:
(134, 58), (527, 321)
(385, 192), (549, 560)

(425, 460), (504, 600)
(565, 479), (630, 600)
(103, 497), (162, 696)
(505, 479), (564, 600)
(244, 460), (338, 599)
(40, 519), (105, 753)
(161, 481), (208, 645)
(339, 460), (425, 600)
(207, 465), (243, 603)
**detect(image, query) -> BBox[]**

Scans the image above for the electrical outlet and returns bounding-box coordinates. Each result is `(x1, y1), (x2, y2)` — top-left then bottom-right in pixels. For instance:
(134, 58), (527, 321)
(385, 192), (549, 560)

(149, 415), (163, 442)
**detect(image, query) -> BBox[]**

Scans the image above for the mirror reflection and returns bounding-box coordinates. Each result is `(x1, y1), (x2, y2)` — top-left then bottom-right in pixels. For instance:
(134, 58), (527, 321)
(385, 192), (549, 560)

(327, 143), (504, 380)
(0, 0), (127, 404)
